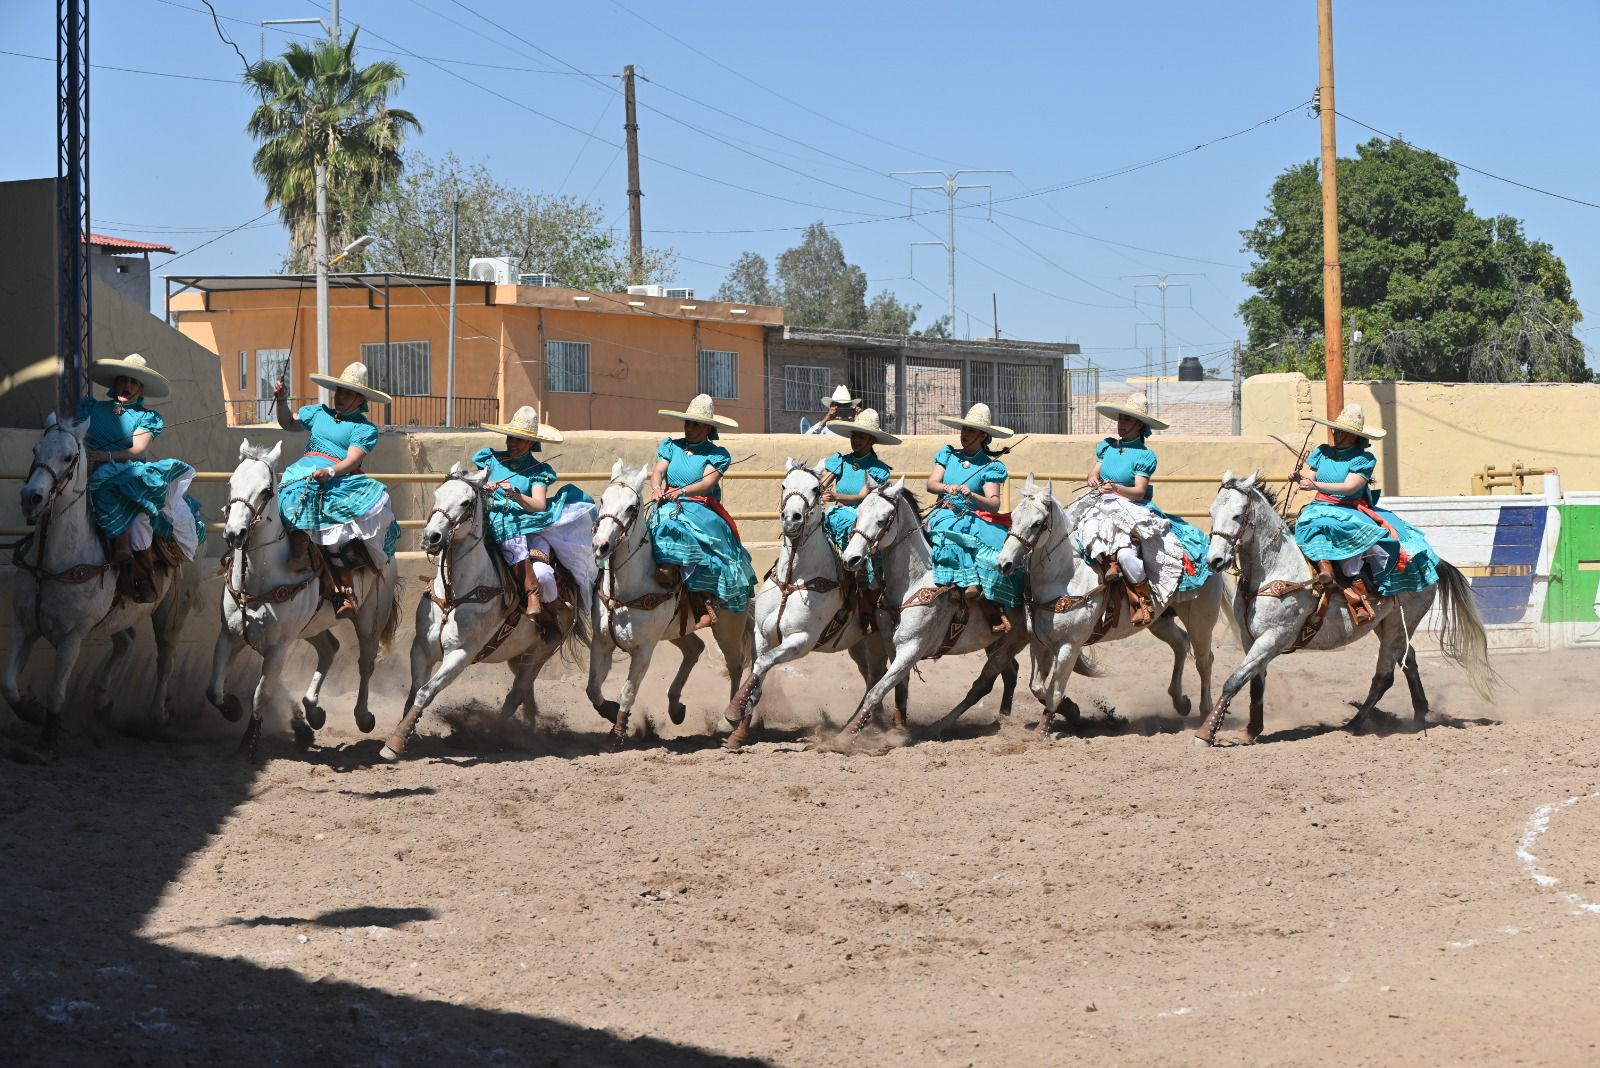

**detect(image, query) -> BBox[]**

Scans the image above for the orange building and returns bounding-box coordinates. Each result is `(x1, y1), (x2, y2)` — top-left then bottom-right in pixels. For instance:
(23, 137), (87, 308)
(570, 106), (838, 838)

(166, 274), (782, 430)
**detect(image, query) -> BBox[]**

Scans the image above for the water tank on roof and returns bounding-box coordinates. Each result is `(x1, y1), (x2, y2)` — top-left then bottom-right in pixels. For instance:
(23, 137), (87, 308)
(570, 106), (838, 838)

(1177, 356), (1205, 381)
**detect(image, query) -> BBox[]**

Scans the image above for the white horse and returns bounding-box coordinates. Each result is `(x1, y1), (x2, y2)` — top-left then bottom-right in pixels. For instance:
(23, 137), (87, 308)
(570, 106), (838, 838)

(378, 465), (589, 761)
(3, 414), (200, 751)
(835, 477), (1035, 742)
(587, 459), (751, 750)
(206, 440), (400, 756)
(720, 458), (908, 749)
(1194, 471), (1494, 745)
(996, 475), (1228, 734)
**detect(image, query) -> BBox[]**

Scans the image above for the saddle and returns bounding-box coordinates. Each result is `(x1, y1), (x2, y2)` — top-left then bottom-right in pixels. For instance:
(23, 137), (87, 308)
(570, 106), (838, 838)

(890, 585), (1007, 658)
(1241, 557), (1376, 653)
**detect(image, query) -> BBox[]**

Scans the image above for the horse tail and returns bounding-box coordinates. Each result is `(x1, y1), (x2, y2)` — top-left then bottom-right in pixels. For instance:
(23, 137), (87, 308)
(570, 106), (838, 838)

(1072, 651), (1104, 678)
(559, 590), (592, 665)
(1432, 560), (1495, 701)
(378, 578), (403, 660)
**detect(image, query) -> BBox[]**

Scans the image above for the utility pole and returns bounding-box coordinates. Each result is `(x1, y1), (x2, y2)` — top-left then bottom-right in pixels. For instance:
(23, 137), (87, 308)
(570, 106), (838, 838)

(623, 65), (643, 284)
(991, 293), (999, 340)
(896, 168), (1010, 338)
(1124, 273), (1200, 380)
(1317, 0), (1345, 417)
(1231, 339), (1243, 436)
(446, 189), (457, 427)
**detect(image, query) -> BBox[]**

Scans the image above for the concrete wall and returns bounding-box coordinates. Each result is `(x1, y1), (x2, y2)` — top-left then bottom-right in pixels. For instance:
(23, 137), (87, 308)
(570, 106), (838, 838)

(1243, 372), (1600, 496)
(89, 249), (153, 310)
(766, 338), (850, 433)
(0, 179), (62, 425)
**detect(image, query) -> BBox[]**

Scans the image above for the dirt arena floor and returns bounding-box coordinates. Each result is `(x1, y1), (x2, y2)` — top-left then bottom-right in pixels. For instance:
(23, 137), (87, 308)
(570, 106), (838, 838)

(4, 625), (1600, 1066)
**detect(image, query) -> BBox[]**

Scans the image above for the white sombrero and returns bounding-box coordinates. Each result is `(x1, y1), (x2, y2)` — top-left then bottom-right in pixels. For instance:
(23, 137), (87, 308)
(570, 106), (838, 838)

(657, 393), (739, 429)
(826, 407), (901, 446)
(1308, 403), (1386, 440)
(1095, 391), (1170, 431)
(821, 384), (861, 409)
(308, 362), (393, 405)
(89, 353), (171, 400)
(482, 405), (563, 444)
(937, 402), (1014, 439)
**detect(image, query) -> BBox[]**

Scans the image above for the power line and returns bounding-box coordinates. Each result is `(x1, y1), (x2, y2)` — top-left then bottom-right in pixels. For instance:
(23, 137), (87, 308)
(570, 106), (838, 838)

(156, 208), (280, 267)
(0, 47), (237, 83)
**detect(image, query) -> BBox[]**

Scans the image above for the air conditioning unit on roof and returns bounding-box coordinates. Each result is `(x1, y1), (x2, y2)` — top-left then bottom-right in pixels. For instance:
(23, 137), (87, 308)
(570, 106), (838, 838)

(519, 272), (561, 287)
(468, 256), (520, 284)
(626, 284), (666, 298)
(664, 286), (695, 300)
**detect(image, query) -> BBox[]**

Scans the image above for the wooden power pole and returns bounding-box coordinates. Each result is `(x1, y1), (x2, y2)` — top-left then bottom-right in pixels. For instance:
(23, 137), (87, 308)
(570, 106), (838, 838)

(623, 65), (643, 285)
(1317, 0), (1345, 418)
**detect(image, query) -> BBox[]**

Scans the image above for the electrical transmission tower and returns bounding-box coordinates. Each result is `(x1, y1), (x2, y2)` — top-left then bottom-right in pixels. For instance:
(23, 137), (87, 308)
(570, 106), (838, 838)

(57, 0), (90, 414)
(895, 169), (1010, 338)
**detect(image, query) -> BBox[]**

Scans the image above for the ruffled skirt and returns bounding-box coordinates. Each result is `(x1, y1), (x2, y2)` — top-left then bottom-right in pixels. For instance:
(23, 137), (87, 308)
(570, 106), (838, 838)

(926, 504), (1025, 609)
(650, 499), (757, 614)
(88, 458), (206, 560)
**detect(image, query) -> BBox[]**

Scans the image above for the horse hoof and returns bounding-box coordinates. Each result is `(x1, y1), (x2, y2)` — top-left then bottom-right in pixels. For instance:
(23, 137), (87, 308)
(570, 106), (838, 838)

(303, 700), (327, 730)
(355, 709), (375, 734)
(596, 701), (620, 726)
(723, 722), (751, 751)
(605, 731), (626, 754)
(218, 693), (244, 724)
(12, 698), (44, 726)
(378, 743), (403, 763)
(291, 720), (316, 751)
(1175, 695), (1193, 718)
(667, 700), (687, 726)
(1191, 734), (1214, 748)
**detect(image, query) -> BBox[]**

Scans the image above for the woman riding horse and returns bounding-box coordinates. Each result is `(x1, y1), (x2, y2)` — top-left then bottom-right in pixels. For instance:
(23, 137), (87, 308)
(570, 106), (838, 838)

(926, 402), (1020, 635)
(1085, 392), (1213, 626)
(273, 362), (399, 620)
(1292, 404), (1439, 625)
(473, 406), (597, 625)
(649, 393), (757, 631)
(821, 407), (898, 632)
(79, 353), (204, 602)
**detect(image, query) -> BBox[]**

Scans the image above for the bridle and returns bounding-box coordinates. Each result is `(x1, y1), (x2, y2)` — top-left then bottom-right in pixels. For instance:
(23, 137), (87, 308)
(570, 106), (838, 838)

(779, 468), (826, 548)
(593, 477), (650, 568)
(850, 490), (913, 559)
(24, 425), (85, 519)
(1003, 494), (1058, 559)
(422, 477), (511, 619)
(425, 477), (487, 555)
(223, 458), (312, 610)
(13, 425), (109, 611)
(224, 458), (282, 544)
(1207, 482), (1255, 572)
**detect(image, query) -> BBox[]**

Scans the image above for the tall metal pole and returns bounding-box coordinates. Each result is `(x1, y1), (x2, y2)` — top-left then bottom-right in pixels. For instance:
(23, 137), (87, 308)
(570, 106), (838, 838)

(1231, 339), (1243, 436)
(623, 65), (643, 284)
(57, 0), (91, 416)
(329, 0), (340, 40)
(896, 169), (1010, 339)
(446, 190), (458, 427)
(314, 160), (330, 402)
(1317, 0), (1345, 417)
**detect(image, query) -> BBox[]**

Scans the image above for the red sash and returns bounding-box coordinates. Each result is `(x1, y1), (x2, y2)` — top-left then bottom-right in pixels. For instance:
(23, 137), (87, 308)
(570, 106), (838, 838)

(937, 500), (1011, 527)
(679, 494), (741, 541)
(1314, 493), (1409, 572)
(306, 450), (363, 475)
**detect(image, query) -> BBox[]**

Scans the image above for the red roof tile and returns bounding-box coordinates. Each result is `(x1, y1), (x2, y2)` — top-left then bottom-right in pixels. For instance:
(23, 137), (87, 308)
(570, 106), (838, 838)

(84, 232), (176, 255)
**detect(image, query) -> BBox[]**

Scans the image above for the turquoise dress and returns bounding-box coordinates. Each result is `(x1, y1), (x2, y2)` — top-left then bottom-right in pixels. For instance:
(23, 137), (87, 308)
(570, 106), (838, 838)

(471, 446), (594, 543)
(649, 437), (757, 613)
(926, 443), (1023, 608)
(1295, 444), (1438, 596)
(280, 403), (399, 556)
(823, 450), (892, 584)
(77, 396), (205, 547)
(1094, 436), (1211, 593)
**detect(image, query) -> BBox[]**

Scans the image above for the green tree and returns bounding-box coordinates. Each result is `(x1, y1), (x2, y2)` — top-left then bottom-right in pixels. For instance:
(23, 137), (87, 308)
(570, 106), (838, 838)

(863, 291), (920, 334)
(713, 251), (777, 305)
(915, 314), (953, 339)
(245, 29), (421, 272)
(775, 222), (868, 330)
(1239, 138), (1586, 382)
(362, 152), (676, 290)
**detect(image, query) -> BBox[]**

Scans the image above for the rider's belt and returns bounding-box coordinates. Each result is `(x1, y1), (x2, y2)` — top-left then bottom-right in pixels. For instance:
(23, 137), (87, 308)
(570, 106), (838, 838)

(936, 501), (1011, 527)
(306, 450), (363, 475)
(1312, 493), (1410, 572)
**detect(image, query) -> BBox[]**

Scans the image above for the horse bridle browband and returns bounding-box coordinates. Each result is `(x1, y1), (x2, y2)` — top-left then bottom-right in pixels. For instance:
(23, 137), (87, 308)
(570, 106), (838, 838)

(26, 425), (84, 514)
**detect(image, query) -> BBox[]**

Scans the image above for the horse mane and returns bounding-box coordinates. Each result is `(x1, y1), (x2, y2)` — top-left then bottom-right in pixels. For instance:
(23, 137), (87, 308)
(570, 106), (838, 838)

(893, 485), (927, 521)
(1254, 481), (1280, 509)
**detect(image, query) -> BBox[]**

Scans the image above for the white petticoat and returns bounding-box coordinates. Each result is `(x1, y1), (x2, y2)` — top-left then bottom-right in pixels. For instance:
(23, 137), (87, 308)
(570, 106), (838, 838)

(127, 466), (200, 561)
(309, 491), (395, 566)
(497, 502), (597, 598)
(1067, 490), (1185, 607)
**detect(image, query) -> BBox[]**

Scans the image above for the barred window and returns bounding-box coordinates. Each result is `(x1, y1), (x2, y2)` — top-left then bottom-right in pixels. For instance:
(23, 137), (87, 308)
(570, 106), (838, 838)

(545, 340), (590, 393)
(360, 340), (430, 396)
(783, 364), (831, 412)
(698, 349), (739, 399)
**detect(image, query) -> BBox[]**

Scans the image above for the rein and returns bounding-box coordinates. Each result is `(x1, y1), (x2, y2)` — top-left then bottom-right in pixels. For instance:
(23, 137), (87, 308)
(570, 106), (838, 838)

(224, 459), (312, 610)
(424, 480), (510, 618)
(595, 480), (684, 646)
(14, 426), (111, 615)
(771, 470), (842, 634)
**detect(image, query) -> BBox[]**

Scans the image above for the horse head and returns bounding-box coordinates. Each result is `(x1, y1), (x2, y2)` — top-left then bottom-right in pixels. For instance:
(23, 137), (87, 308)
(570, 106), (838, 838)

(421, 462), (486, 556)
(21, 413), (89, 525)
(779, 456), (827, 538)
(225, 439), (283, 550)
(842, 474), (905, 572)
(593, 458), (649, 564)
(997, 472), (1055, 577)
(1207, 469), (1264, 572)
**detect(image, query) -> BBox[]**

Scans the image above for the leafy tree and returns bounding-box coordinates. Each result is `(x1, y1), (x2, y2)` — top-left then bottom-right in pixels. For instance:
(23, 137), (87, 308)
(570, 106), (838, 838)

(713, 251), (777, 305)
(864, 291), (920, 334)
(915, 314), (953, 339)
(362, 152), (676, 290)
(245, 30), (420, 272)
(776, 222), (868, 330)
(1239, 138), (1586, 382)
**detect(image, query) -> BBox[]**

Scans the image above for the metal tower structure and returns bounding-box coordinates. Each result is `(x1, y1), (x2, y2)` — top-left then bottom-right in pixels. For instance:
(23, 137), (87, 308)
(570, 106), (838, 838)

(57, 0), (91, 415)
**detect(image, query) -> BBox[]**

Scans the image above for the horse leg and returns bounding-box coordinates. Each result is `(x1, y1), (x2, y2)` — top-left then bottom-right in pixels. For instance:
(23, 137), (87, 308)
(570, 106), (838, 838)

(351, 603), (387, 734)
(3, 625), (43, 726)
(504, 641), (560, 726)
(1347, 616), (1403, 733)
(1036, 637), (1088, 736)
(999, 657), (1019, 717)
(1193, 639), (1280, 747)
(727, 622), (776, 726)
(1248, 674), (1267, 740)
(931, 641), (1023, 738)
(299, 631), (340, 732)
(608, 647), (659, 752)
(39, 630), (86, 753)
(586, 616), (620, 725)
(725, 631), (811, 750)
(379, 647), (472, 762)
(206, 626), (247, 723)
(1184, 599), (1219, 724)
(663, 633), (705, 728)
(1147, 613), (1192, 718)
(240, 641), (289, 758)
(92, 629), (136, 726)
(838, 638), (921, 742)
(1401, 645), (1430, 726)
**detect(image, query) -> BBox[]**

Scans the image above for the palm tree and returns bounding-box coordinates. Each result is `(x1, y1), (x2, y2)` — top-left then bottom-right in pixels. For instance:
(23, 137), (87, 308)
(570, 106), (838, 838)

(245, 30), (421, 271)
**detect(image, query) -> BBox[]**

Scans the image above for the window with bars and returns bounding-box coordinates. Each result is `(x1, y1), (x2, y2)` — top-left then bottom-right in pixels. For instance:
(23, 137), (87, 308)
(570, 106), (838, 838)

(698, 349), (739, 399)
(783, 365), (831, 411)
(359, 340), (431, 396)
(545, 339), (590, 393)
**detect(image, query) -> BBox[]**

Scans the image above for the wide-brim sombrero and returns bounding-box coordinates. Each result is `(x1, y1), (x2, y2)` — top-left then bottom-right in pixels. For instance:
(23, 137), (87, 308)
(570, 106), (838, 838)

(308, 361), (393, 405)
(88, 353), (171, 400)
(826, 408), (900, 446)
(936, 402), (1014, 439)
(1307, 403), (1386, 440)
(1095, 392), (1170, 431)
(657, 393), (738, 429)
(482, 405), (563, 444)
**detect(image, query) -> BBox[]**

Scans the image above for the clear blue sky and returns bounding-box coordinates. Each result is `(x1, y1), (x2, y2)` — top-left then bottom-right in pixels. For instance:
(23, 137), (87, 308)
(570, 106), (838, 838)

(2, 0), (1595, 381)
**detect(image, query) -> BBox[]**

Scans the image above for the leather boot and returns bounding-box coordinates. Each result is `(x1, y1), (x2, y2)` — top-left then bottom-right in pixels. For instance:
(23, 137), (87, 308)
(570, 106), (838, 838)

(1343, 575), (1376, 627)
(514, 559), (542, 620)
(286, 529), (315, 574)
(983, 600), (1011, 636)
(126, 546), (159, 604)
(686, 590), (717, 631)
(654, 563), (680, 589)
(1313, 558), (1339, 595)
(1127, 579), (1155, 627)
(111, 530), (134, 566)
